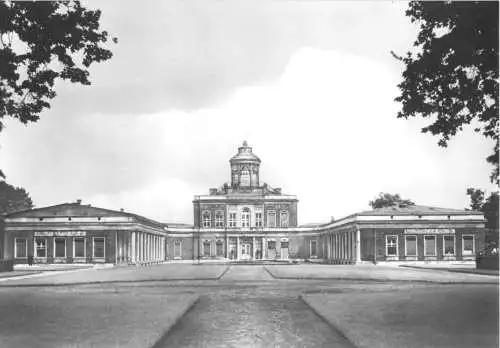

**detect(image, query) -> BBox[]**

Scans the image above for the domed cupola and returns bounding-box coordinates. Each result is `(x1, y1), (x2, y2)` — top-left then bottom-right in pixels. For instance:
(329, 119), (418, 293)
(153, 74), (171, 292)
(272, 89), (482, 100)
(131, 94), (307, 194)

(230, 141), (261, 188)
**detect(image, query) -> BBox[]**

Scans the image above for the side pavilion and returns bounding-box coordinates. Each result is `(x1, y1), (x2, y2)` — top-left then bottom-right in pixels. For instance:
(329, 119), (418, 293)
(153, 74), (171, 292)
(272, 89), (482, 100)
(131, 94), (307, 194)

(3, 201), (166, 265)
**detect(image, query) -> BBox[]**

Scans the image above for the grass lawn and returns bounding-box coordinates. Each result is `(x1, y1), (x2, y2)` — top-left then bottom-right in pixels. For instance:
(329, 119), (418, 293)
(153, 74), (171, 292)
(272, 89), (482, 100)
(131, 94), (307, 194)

(303, 285), (499, 348)
(0, 287), (198, 348)
(266, 264), (499, 283)
(0, 264), (228, 286)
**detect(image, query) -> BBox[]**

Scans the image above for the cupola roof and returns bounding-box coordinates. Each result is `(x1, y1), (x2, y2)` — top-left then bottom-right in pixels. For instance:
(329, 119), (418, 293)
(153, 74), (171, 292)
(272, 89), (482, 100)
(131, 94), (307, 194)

(230, 141), (261, 163)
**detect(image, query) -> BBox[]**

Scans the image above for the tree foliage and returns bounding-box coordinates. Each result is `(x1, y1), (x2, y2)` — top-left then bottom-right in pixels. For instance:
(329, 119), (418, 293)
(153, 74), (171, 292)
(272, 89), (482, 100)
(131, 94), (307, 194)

(466, 188), (499, 230)
(0, 180), (33, 215)
(369, 192), (415, 209)
(395, 2), (499, 183)
(0, 1), (116, 133)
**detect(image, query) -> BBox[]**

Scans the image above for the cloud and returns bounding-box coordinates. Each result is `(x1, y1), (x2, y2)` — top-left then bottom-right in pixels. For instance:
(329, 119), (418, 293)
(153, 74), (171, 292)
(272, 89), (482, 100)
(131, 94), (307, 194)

(1, 45), (495, 224)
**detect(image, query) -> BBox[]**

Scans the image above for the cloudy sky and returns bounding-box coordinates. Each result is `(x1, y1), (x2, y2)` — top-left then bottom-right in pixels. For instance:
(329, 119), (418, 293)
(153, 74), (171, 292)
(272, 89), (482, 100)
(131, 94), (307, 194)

(0, 1), (496, 224)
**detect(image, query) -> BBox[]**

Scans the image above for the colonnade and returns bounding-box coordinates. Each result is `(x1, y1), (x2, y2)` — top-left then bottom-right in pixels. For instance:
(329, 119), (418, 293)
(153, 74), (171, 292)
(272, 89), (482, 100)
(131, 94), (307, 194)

(117, 231), (166, 264)
(325, 229), (361, 263)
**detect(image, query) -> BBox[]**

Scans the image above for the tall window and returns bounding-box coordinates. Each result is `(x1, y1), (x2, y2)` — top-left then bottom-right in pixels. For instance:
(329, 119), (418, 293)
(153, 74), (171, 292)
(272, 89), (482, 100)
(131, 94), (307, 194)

(93, 237), (105, 258)
(241, 208), (250, 228)
(54, 238), (66, 258)
(228, 212), (237, 227)
(310, 240), (317, 257)
(405, 235), (417, 256)
(267, 210), (276, 228)
(280, 211), (289, 227)
(15, 238), (27, 258)
(386, 235), (398, 256)
(424, 235), (436, 256)
(215, 211), (224, 228)
(174, 241), (182, 258)
(240, 167), (250, 186)
(35, 238), (47, 258)
(202, 211), (211, 228)
(216, 240), (223, 257)
(443, 235), (455, 256)
(74, 237), (85, 258)
(255, 212), (263, 227)
(203, 241), (211, 256)
(462, 235), (474, 255)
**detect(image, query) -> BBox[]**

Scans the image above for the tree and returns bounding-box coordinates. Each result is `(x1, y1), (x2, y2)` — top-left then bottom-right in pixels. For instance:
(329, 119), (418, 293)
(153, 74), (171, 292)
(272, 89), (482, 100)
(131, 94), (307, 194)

(394, 2), (499, 183)
(0, 1), (116, 144)
(0, 180), (33, 215)
(466, 188), (499, 229)
(466, 188), (499, 247)
(369, 192), (415, 209)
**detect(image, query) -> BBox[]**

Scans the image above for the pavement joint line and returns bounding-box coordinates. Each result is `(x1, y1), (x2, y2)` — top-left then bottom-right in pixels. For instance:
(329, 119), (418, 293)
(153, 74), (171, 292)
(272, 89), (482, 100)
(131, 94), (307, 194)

(216, 265), (231, 280)
(262, 265), (277, 279)
(0, 267), (97, 283)
(299, 294), (358, 348)
(0, 277), (229, 288)
(149, 296), (201, 348)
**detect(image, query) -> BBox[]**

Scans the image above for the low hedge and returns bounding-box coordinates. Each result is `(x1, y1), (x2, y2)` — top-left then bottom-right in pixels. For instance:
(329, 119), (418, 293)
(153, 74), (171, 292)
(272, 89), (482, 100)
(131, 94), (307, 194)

(476, 255), (499, 270)
(0, 259), (14, 272)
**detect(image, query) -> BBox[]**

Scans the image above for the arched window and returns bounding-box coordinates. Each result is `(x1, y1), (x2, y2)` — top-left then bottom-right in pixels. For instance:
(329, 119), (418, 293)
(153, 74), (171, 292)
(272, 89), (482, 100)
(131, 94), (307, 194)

(241, 207), (250, 228)
(240, 167), (250, 187)
(202, 211), (211, 228)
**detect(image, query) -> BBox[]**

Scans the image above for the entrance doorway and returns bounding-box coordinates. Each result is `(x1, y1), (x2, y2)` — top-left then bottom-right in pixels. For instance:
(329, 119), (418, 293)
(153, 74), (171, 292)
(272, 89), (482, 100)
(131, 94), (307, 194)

(280, 240), (289, 259)
(240, 237), (253, 260)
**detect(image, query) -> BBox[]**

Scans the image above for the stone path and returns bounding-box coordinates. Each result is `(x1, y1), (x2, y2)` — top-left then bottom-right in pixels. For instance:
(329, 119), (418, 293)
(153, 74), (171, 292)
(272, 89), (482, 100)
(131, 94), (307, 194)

(219, 265), (273, 281)
(156, 265), (353, 347)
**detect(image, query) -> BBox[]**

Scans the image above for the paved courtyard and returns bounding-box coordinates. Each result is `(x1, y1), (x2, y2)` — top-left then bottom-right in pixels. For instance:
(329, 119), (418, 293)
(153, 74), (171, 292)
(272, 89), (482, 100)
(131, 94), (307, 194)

(0, 264), (497, 348)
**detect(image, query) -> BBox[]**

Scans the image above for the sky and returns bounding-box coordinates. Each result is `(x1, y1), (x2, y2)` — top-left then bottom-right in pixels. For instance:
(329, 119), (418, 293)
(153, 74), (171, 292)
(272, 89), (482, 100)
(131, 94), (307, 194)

(0, 1), (497, 224)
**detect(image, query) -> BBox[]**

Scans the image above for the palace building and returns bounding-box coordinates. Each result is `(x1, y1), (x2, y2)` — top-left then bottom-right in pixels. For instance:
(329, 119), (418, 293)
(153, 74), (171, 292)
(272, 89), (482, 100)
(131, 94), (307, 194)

(165, 142), (486, 263)
(2, 142), (486, 265)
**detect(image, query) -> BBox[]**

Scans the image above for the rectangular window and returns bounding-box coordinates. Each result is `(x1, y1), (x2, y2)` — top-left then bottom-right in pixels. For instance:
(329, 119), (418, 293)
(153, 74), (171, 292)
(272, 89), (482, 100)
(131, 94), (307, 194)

(228, 213), (237, 227)
(203, 241), (211, 256)
(310, 240), (317, 257)
(462, 235), (475, 255)
(255, 212), (263, 227)
(35, 238), (47, 258)
(405, 235), (417, 256)
(15, 238), (27, 258)
(281, 241), (289, 249)
(74, 237), (86, 258)
(216, 241), (223, 256)
(215, 211), (224, 228)
(93, 237), (105, 258)
(174, 241), (182, 258)
(424, 235), (436, 256)
(443, 235), (455, 256)
(386, 235), (398, 256)
(202, 212), (211, 228)
(268, 241), (276, 249)
(280, 211), (289, 227)
(54, 238), (66, 258)
(267, 210), (276, 228)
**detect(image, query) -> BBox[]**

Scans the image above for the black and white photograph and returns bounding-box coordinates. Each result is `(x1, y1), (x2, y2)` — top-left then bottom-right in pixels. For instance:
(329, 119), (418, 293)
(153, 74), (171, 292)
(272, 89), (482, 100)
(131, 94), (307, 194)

(0, 1), (498, 347)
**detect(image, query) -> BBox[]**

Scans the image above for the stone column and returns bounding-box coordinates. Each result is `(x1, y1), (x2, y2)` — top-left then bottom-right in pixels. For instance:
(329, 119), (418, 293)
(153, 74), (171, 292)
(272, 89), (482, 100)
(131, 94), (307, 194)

(226, 235), (229, 259)
(140, 233), (143, 262)
(130, 232), (134, 263)
(355, 229), (361, 262)
(252, 236), (256, 260)
(146, 233), (152, 261)
(342, 233), (345, 260)
(236, 237), (240, 260)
